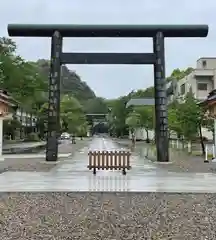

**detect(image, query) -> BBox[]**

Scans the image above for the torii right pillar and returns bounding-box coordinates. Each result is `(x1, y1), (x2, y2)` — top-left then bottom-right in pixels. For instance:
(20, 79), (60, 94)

(153, 31), (169, 162)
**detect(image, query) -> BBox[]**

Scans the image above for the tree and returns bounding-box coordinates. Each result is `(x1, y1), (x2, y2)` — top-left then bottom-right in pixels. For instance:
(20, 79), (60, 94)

(38, 95), (88, 137)
(107, 96), (131, 137)
(168, 90), (206, 154)
(0, 38), (46, 103)
(60, 94), (87, 134)
(125, 111), (141, 142)
(178, 91), (201, 141)
(3, 119), (21, 140)
(36, 60), (96, 102)
(130, 87), (154, 98)
(133, 106), (154, 142)
(166, 67), (194, 82)
(168, 100), (183, 138)
(0, 37), (99, 140)
(77, 122), (88, 139)
(85, 97), (108, 114)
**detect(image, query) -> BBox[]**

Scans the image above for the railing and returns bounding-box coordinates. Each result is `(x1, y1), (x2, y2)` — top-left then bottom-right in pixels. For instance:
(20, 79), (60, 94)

(88, 150), (131, 175)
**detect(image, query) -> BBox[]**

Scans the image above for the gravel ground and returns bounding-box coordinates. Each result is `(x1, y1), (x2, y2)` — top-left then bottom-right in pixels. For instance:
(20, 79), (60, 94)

(157, 150), (215, 173)
(0, 192), (216, 239)
(145, 148), (215, 173)
(0, 139), (90, 173)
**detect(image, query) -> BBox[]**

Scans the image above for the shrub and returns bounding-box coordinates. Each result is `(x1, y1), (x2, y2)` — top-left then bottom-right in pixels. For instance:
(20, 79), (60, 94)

(25, 132), (40, 142)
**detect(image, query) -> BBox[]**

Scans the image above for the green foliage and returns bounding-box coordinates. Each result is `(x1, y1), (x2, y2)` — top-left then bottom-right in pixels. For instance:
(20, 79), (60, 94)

(130, 87), (154, 98)
(168, 91), (203, 140)
(1, 36), (209, 144)
(168, 106), (182, 137)
(77, 123), (88, 137)
(166, 67), (194, 82)
(179, 92), (201, 140)
(3, 119), (21, 138)
(60, 94), (87, 134)
(107, 67), (207, 140)
(108, 96), (131, 136)
(0, 37), (97, 139)
(125, 111), (141, 132)
(25, 132), (40, 142)
(134, 106), (154, 130)
(85, 97), (108, 114)
(35, 60), (96, 102)
(0, 38), (47, 105)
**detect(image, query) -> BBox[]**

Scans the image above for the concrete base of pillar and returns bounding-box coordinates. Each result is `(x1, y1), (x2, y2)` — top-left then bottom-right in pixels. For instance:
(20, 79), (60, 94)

(0, 156), (5, 162)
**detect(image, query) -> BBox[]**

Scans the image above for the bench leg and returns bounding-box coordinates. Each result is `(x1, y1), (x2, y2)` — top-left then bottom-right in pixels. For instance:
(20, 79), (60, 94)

(93, 168), (96, 175)
(122, 169), (126, 175)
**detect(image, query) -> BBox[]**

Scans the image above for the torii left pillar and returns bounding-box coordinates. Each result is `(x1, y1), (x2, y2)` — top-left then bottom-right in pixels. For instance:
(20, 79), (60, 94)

(46, 31), (62, 161)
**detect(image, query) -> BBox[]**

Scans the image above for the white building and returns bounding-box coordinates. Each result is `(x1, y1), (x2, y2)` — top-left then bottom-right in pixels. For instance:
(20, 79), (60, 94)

(15, 109), (37, 127)
(167, 57), (216, 140)
(127, 58), (216, 141)
(167, 58), (216, 102)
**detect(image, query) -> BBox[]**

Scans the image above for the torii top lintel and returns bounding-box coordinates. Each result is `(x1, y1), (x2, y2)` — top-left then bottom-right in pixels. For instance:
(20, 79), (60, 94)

(7, 24), (208, 38)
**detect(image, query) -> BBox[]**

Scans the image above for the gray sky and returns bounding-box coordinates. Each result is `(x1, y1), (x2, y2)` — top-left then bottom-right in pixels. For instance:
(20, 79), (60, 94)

(1, 0), (216, 99)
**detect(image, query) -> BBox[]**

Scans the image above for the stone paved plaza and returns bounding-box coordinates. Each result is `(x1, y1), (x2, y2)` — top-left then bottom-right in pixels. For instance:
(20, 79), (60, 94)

(1, 136), (216, 192)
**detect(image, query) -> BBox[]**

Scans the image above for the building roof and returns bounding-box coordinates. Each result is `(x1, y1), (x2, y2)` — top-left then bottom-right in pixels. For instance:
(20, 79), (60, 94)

(126, 98), (155, 108)
(0, 89), (18, 107)
(199, 89), (216, 106)
(197, 57), (216, 61)
(208, 95), (216, 102)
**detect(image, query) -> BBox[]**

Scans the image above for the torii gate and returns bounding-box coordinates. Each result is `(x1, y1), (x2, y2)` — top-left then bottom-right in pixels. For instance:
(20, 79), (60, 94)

(8, 24), (208, 162)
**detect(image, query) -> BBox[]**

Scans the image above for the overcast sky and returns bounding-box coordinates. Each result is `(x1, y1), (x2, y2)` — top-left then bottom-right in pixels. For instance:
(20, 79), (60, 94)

(1, 0), (216, 99)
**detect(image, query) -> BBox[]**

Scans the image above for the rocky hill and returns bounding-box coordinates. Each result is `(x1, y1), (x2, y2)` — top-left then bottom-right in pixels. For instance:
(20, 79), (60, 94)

(35, 59), (96, 101)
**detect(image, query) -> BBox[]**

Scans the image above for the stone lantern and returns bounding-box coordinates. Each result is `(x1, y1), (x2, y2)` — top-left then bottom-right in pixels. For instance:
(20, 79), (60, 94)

(0, 89), (18, 161)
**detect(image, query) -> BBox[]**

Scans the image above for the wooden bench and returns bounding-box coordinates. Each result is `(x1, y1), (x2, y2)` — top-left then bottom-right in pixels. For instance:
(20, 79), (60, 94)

(88, 150), (131, 175)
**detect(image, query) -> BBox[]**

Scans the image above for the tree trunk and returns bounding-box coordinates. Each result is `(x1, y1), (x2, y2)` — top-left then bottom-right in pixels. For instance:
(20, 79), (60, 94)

(199, 123), (205, 155)
(131, 129), (135, 145)
(145, 129), (150, 143)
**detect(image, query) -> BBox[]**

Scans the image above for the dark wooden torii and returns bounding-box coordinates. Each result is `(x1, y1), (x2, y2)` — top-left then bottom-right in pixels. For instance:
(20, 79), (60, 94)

(8, 24), (208, 162)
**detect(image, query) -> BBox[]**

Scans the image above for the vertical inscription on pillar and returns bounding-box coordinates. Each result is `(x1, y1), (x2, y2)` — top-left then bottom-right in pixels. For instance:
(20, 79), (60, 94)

(153, 31), (169, 162)
(46, 31), (62, 161)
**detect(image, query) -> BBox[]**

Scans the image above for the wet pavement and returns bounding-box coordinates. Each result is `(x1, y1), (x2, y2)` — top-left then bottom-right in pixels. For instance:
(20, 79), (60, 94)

(2, 141), (46, 155)
(3, 141), (45, 149)
(1, 136), (216, 192)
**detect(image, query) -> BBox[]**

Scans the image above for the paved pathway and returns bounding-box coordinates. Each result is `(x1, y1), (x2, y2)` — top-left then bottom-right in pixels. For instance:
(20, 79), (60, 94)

(1, 136), (216, 192)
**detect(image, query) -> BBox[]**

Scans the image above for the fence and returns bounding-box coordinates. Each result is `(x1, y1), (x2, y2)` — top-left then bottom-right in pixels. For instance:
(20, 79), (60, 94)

(170, 139), (216, 162)
(88, 150), (131, 175)
(169, 139), (213, 153)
